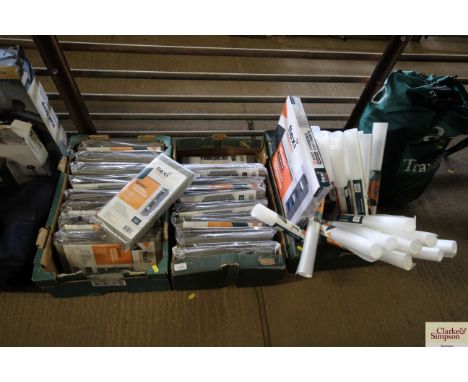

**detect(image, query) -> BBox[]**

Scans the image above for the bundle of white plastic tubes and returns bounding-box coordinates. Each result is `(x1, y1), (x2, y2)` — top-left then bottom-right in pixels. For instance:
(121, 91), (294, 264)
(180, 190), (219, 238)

(322, 214), (457, 271)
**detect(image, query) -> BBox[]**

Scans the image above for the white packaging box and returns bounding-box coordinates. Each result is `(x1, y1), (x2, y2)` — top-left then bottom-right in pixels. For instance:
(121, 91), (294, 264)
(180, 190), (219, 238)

(97, 153), (195, 247)
(271, 96), (331, 224)
(0, 120), (50, 183)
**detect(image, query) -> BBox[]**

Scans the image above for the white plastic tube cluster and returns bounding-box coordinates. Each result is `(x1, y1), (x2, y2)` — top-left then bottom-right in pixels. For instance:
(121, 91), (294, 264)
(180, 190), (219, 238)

(323, 214), (457, 271)
(314, 123), (387, 215)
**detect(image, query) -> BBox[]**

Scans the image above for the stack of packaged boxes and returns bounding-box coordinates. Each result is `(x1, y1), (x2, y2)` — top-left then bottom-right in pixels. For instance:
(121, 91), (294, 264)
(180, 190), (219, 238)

(171, 156), (283, 277)
(53, 138), (165, 277)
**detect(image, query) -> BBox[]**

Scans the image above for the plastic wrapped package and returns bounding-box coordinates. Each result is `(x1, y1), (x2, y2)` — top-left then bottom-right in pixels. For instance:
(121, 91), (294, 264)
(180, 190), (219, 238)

(70, 162), (147, 175)
(77, 138), (164, 152)
(184, 163), (268, 177)
(179, 188), (266, 203)
(171, 242), (285, 275)
(74, 150), (159, 163)
(172, 212), (263, 228)
(175, 226), (276, 245)
(69, 175), (133, 190)
(187, 176), (265, 191)
(172, 241), (281, 260)
(64, 189), (118, 201)
(97, 153), (196, 247)
(58, 212), (100, 231)
(173, 199), (268, 217)
(54, 228), (162, 274)
(61, 200), (108, 212)
(181, 155), (255, 164)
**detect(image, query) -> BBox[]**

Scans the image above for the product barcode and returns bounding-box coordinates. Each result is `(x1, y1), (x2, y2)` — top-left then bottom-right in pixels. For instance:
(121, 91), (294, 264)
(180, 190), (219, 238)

(123, 225), (133, 234)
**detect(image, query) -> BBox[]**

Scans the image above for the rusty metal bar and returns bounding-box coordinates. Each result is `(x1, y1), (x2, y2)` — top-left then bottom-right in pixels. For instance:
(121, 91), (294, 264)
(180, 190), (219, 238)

(33, 68), (370, 83)
(344, 36), (410, 130)
(32, 36), (96, 134)
(2, 37), (468, 62)
(55, 112), (349, 121)
(46, 92), (358, 104)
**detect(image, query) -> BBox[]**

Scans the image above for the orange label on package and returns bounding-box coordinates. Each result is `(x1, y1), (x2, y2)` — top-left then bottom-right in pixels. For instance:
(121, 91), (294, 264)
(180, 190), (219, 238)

(272, 142), (293, 199)
(91, 244), (133, 265)
(110, 146), (134, 151)
(207, 222), (233, 227)
(118, 177), (160, 209)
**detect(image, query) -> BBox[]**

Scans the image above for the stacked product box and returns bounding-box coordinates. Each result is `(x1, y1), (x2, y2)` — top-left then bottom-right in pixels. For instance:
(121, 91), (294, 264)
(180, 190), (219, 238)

(170, 148), (287, 289)
(32, 135), (173, 297)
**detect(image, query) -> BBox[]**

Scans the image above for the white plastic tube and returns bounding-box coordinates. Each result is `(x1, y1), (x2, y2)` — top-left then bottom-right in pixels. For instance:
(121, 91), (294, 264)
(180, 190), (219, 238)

(336, 214), (416, 236)
(330, 221), (397, 251)
(413, 246), (443, 262)
(381, 250), (415, 271)
(328, 132), (351, 213)
(358, 132), (372, 190)
(395, 236), (423, 255)
(435, 239), (457, 258)
(370, 122), (388, 173)
(409, 231), (438, 247)
(321, 224), (383, 260)
(368, 122), (388, 214)
(343, 128), (368, 215)
(296, 219), (321, 278)
(251, 203), (305, 241)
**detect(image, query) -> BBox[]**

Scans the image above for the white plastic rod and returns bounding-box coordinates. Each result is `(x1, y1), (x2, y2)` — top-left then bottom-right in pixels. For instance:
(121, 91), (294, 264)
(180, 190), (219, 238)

(330, 220), (397, 251)
(343, 128), (368, 215)
(395, 236), (423, 255)
(336, 214), (416, 236)
(296, 219), (321, 278)
(328, 131), (351, 213)
(435, 239), (457, 258)
(381, 250), (415, 271)
(251, 203), (305, 241)
(368, 122), (388, 214)
(413, 246), (444, 262)
(321, 224), (383, 260)
(359, 131), (373, 191)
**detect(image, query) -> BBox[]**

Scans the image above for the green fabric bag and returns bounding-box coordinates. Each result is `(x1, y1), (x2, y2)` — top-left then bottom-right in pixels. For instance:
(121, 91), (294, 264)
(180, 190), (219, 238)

(358, 70), (468, 205)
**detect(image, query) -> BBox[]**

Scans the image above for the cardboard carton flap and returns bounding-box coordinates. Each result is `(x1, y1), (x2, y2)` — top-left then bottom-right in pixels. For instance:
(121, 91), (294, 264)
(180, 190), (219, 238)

(35, 227), (49, 249)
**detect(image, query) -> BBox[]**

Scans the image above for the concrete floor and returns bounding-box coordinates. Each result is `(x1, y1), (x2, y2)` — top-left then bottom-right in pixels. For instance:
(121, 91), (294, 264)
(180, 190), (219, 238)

(0, 36), (467, 346)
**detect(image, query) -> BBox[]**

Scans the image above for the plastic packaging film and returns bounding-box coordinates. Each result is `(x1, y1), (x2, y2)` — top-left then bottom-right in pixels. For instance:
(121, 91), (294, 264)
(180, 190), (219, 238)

(172, 241), (280, 260)
(77, 138), (164, 152)
(97, 153), (196, 247)
(179, 188), (266, 203)
(69, 175), (133, 190)
(181, 155), (255, 164)
(70, 162), (147, 175)
(185, 163), (268, 177)
(174, 199), (268, 217)
(74, 150), (160, 163)
(54, 228), (162, 274)
(175, 226), (277, 245)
